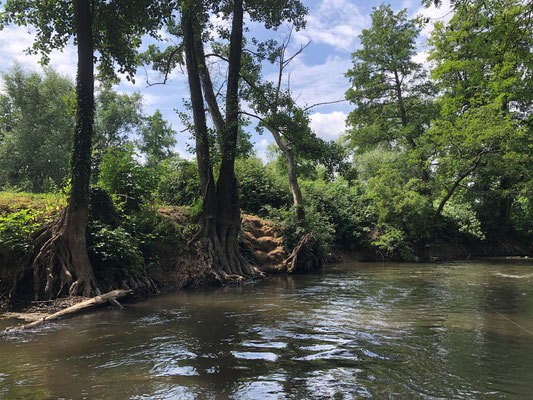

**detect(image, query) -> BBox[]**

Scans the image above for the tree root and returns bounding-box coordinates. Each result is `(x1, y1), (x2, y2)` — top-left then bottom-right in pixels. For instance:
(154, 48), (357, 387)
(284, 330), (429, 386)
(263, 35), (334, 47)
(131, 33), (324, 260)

(31, 207), (99, 300)
(282, 232), (322, 273)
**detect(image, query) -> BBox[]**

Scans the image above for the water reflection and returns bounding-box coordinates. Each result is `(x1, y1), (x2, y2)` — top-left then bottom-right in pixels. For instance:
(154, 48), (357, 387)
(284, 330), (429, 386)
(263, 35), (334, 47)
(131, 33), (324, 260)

(1, 260), (533, 399)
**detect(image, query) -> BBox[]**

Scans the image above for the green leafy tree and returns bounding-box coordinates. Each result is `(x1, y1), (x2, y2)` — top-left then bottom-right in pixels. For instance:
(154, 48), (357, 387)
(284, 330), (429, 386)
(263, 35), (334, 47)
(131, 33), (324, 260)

(138, 110), (177, 168)
(174, 0), (307, 277)
(1, 0), (172, 298)
(92, 86), (145, 174)
(345, 4), (437, 186)
(0, 66), (75, 192)
(427, 0), (533, 224)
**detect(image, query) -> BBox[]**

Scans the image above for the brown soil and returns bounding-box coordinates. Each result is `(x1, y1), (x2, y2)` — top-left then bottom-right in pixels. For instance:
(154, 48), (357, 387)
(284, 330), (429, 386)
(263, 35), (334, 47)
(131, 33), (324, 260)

(240, 214), (287, 273)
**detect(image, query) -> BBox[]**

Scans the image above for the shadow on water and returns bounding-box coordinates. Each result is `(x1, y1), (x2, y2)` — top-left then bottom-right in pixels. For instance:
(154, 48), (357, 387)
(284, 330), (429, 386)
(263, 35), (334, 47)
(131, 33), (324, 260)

(1, 260), (533, 399)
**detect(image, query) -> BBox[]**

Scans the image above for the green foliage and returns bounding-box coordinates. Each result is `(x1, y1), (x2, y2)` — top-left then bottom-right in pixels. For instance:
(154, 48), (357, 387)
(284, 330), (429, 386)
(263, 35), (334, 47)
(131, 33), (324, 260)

(441, 200), (485, 241)
(92, 86), (145, 174)
(235, 157), (289, 215)
(0, 209), (42, 257)
(88, 222), (143, 282)
(301, 178), (367, 250)
(362, 164), (433, 259)
(138, 110), (177, 168)
(98, 146), (157, 211)
(0, 65), (75, 192)
(157, 158), (202, 206)
(345, 4), (437, 154)
(1, 0), (174, 82)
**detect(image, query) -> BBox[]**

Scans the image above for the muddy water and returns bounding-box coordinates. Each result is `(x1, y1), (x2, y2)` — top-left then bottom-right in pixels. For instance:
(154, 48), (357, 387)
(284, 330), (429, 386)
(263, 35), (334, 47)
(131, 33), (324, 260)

(1, 259), (533, 399)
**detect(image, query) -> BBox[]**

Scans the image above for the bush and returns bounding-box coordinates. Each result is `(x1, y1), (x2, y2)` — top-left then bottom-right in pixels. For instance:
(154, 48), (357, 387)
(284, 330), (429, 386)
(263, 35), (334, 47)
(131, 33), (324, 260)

(157, 158), (202, 206)
(235, 157), (290, 215)
(0, 209), (41, 258)
(98, 146), (157, 211)
(88, 223), (144, 283)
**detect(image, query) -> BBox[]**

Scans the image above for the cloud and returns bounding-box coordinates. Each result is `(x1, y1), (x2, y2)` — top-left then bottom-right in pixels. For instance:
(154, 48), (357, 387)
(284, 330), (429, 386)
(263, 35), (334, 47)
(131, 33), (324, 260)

(0, 25), (77, 78)
(276, 55), (352, 109)
(293, 0), (369, 52)
(309, 111), (347, 140)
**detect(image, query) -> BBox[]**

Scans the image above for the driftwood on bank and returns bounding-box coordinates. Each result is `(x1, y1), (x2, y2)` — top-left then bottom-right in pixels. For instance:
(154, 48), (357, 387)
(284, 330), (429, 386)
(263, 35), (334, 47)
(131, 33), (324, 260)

(4, 289), (131, 332)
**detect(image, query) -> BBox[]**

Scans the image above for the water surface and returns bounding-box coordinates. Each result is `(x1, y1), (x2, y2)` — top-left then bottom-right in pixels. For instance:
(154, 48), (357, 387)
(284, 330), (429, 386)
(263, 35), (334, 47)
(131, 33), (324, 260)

(1, 259), (533, 399)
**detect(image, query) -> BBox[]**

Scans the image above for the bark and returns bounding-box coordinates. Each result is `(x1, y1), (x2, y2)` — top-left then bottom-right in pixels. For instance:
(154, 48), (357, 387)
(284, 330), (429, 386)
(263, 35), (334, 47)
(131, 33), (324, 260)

(194, 37), (225, 135)
(28, 0), (98, 300)
(266, 126), (305, 225)
(182, 1), (253, 278)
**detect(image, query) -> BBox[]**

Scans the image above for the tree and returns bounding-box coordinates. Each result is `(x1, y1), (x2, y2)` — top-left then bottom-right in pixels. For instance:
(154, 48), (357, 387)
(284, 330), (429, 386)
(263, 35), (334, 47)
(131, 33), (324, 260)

(138, 110), (177, 168)
(0, 66), (75, 192)
(240, 32), (343, 227)
(1, 0), (172, 298)
(92, 86), (145, 175)
(179, 0), (307, 278)
(426, 0), (533, 222)
(345, 4), (437, 186)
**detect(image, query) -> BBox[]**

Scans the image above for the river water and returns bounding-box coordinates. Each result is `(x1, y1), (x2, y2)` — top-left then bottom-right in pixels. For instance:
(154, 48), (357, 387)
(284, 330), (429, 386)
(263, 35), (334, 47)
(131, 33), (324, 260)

(1, 259), (533, 399)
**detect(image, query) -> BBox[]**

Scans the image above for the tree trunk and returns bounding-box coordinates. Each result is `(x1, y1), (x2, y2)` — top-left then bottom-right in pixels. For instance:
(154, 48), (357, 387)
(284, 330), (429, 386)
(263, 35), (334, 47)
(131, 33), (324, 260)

(29, 0), (98, 300)
(432, 152), (486, 223)
(182, 1), (253, 279)
(267, 126), (305, 226)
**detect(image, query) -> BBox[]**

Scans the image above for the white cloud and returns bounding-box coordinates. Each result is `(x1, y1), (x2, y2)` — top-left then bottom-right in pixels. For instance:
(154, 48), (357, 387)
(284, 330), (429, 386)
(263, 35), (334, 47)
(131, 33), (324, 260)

(293, 0), (369, 52)
(276, 55), (351, 109)
(259, 138), (269, 147)
(0, 25), (77, 79)
(309, 111), (347, 140)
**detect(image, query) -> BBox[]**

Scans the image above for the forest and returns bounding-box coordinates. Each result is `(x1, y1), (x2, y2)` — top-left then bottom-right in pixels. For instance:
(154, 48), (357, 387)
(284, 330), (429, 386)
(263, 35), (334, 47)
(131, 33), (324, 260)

(0, 0), (531, 306)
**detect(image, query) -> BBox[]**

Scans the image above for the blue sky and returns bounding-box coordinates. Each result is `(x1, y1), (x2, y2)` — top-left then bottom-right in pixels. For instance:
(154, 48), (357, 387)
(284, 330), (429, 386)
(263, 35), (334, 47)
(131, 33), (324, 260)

(0, 0), (452, 160)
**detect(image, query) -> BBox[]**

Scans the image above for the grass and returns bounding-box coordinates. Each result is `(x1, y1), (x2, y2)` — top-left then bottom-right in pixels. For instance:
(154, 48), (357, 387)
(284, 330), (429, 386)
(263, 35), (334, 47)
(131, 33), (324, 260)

(0, 191), (66, 219)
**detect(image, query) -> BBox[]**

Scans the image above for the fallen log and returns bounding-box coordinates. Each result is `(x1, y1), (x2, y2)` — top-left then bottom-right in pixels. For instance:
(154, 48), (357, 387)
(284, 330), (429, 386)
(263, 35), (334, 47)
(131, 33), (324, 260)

(4, 289), (132, 332)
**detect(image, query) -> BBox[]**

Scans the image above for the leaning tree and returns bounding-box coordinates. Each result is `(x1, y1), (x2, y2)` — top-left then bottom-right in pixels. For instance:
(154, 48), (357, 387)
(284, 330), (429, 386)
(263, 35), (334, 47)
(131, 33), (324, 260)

(1, 0), (173, 299)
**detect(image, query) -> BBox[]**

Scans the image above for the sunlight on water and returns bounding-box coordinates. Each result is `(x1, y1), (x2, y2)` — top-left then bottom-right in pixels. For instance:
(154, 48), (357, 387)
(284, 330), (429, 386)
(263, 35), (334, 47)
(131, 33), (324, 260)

(1, 259), (533, 399)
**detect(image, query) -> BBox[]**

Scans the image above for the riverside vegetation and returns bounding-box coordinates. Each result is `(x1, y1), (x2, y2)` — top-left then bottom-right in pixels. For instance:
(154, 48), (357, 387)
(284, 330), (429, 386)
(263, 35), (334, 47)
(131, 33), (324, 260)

(0, 0), (532, 311)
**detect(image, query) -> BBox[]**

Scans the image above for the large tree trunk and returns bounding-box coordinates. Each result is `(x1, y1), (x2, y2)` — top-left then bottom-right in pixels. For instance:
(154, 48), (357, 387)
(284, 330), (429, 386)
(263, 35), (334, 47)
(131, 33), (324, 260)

(182, 1), (253, 279)
(30, 0), (98, 299)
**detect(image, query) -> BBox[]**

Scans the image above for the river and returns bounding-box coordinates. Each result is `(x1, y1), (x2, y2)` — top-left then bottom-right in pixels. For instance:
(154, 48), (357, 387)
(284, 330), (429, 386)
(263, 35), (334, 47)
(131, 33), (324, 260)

(1, 259), (533, 399)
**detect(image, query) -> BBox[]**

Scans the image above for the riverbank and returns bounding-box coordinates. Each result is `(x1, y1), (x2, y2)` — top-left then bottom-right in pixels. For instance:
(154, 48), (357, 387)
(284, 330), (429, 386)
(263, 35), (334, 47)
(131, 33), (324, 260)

(1, 191), (531, 316)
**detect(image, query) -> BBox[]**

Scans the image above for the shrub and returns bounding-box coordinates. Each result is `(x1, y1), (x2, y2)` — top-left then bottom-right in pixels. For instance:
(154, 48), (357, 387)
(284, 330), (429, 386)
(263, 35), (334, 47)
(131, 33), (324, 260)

(235, 157), (290, 215)
(98, 146), (157, 211)
(157, 158), (202, 206)
(88, 223), (144, 283)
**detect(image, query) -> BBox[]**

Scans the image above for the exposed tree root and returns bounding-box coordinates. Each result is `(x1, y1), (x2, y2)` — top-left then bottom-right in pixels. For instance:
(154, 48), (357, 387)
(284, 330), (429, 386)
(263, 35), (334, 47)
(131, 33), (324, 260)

(31, 207), (99, 300)
(282, 232), (322, 273)
(197, 217), (258, 282)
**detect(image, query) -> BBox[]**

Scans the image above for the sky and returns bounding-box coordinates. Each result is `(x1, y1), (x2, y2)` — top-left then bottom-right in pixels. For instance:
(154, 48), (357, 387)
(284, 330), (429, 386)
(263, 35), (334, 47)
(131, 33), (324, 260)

(0, 0), (452, 161)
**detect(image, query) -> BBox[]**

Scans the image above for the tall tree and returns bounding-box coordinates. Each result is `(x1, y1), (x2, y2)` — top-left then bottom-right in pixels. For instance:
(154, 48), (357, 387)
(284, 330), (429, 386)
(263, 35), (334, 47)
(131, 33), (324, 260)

(138, 110), (177, 169)
(240, 33), (342, 227)
(1, 0), (172, 298)
(345, 4), (437, 187)
(178, 0), (307, 278)
(0, 66), (75, 192)
(426, 0), (533, 222)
